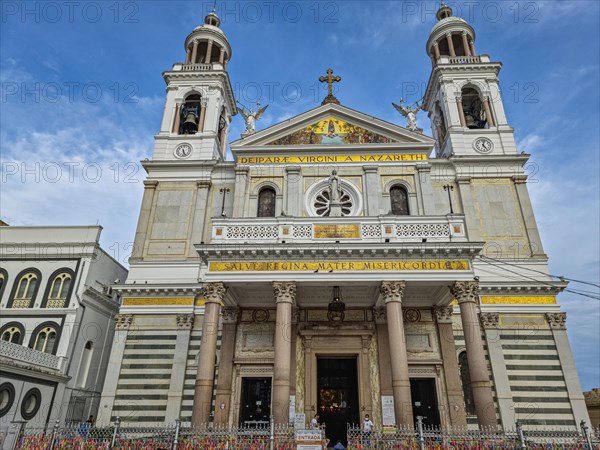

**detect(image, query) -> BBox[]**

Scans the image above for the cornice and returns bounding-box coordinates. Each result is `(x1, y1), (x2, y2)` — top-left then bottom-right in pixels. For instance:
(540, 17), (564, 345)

(113, 284), (203, 297)
(196, 242), (484, 263)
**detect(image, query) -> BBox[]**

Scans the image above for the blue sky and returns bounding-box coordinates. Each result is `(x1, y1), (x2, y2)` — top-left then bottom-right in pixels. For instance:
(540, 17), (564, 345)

(1, 1), (599, 390)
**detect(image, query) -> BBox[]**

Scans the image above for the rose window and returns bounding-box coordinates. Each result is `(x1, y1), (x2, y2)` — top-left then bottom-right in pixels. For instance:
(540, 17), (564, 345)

(306, 178), (362, 217)
(313, 188), (353, 217)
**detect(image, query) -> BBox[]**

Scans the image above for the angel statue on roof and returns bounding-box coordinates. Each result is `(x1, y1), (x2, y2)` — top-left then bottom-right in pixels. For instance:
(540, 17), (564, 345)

(392, 98), (423, 133)
(237, 101), (269, 136)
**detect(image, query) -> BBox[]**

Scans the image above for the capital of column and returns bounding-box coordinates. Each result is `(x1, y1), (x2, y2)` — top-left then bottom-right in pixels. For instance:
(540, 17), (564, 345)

(373, 306), (387, 324)
(380, 281), (406, 304)
(114, 314), (133, 330)
(272, 281), (296, 304)
(433, 41), (439, 48)
(434, 306), (454, 323)
(200, 98), (209, 107)
(445, 32), (453, 38)
(235, 166), (250, 175)
(221, 306), (239, 324)
(450, 280), (479, 305)
(176, 313), (195, 329)
(204, 282), (226, 304)
(285, 165), (301, 175)
(143, 180), (159, 190)
(546, 312), (567, 330)
(196, 180), (212, 189)
(480, 312), (499, 329)
(362, 165), (379, 174)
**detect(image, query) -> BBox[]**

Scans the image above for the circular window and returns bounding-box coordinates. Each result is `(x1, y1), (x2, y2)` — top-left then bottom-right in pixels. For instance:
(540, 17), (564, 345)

(305, 178), (362, 217)
(20, 388), (41, 420)
(0, 383), (15, 417)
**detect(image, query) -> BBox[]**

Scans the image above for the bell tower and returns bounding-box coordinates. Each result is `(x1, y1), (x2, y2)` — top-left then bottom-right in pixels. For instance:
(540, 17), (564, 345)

(423, 3), (515, 158)
(154, 10), (236, 161)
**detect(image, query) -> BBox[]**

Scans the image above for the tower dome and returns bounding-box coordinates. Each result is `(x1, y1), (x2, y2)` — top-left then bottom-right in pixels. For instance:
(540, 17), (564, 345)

(426, 3), (477, 65)
(184, 10), (231, 68)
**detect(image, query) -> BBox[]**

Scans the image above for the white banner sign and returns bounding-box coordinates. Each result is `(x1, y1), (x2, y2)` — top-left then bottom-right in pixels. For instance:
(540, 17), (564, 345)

(381, 395), (396, 426)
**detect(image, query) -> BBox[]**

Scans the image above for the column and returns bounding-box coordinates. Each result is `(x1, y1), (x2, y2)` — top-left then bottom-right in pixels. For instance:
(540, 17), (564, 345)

(96, 315), (133, 426)
(214, 307), (239, 425)
(192, 282), (226, 427)
(380, 281), (413, 427)
(285, 166), (302, 216)
(185, 47), (191, 64)
(433, 42), (440, 60)
(481, 312), (514, 429)
(461, 32), (471, 56)
(172, 104), (181, 134)
(165, 314), (195, 422)
(188, 180), (212, 257)
(191, 40), (199, 64)
(131, 180), (158, 260)
(232, 167), (249, 217)
(450, 281), (497, 428)
(363, 166), (381, 216)
(199, 98), (208, 132)
(483, 97), (495, 127)
(272, 281), (296, 425)
(546, 313), (592, 426)
(457, 96), (467, 127)
(205, 40), (214, 64)
(303, 335), (313, 421)
(434, 306), (467, 427)
(469, 40), (476, 56)
(446, 32), (456, 57)
(219, 48), (225, 64)
(512, 175), (545, 256)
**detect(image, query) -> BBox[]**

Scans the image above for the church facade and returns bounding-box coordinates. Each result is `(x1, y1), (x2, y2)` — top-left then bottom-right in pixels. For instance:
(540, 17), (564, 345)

(97, 5), (590, 441)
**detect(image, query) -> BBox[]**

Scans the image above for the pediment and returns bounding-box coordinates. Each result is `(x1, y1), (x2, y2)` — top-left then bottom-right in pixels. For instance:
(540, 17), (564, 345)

(230, 103), (434, 150)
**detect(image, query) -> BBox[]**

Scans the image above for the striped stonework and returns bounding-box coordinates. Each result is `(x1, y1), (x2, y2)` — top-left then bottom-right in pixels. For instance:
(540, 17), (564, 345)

(111, 330), (177, 424)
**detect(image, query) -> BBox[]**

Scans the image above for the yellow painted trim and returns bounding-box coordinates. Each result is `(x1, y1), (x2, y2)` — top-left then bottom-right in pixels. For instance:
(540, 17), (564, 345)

(481, 296), (556, 305)
(238, 154), (428, 165)
(122, 297), (194, 306)
(209, 260), (470, 272)
(195, 298), (206, 306)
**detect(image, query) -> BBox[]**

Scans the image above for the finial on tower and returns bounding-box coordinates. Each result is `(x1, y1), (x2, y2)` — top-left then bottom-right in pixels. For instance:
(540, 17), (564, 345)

(436, 2), (453, 21)
(319, 68), (342, 105)
(204, 6), (221, 27)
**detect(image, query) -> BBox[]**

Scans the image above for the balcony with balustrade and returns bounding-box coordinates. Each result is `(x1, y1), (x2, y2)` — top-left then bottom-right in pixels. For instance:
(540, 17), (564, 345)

(0, 340), (66, 372)
(210, 215), (468, 245)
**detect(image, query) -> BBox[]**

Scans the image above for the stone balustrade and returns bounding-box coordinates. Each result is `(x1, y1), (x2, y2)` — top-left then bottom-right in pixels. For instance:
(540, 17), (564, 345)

(173, 63), (213, 71)
(211, 215), (467, 244)
(0, 340), (65, 371)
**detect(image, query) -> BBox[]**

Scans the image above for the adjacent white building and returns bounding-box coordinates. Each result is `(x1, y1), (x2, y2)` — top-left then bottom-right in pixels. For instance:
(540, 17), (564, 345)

(0, 225), (127, 434)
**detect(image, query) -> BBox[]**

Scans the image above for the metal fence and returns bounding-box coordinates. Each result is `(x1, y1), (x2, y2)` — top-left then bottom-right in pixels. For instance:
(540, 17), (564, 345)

(7, 417), (600, 450)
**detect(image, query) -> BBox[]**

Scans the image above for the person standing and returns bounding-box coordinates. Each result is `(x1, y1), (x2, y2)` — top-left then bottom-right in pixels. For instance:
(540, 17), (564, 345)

(362, 414), (374, 446)
(310, 414), (320, 429)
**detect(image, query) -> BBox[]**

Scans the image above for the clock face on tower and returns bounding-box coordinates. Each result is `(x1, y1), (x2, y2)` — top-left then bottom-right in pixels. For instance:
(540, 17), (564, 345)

(174, 143), (192, 159)
(473, 137), (493, 154)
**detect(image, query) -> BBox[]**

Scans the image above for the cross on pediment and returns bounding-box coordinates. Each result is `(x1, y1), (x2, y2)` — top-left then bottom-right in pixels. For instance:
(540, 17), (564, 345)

(319, 68), (341, 105)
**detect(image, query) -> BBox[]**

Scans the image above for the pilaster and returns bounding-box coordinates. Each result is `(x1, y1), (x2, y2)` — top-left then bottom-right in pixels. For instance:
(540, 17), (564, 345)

(165, 314), (195, 422)
(131, 180), (158, 260)
(480, 312), (514, 429)
(232, 167), (249, 218)
(97, 314), (133, 426)
(546, 312), (592, 426)
(285, 166), (302, 216)
(214, 307), (239, 425)
(363, 165), (381, 216)
(188, 180), (212, 257)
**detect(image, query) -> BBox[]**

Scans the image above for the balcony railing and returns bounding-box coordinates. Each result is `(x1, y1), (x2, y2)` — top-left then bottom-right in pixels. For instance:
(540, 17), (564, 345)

(211, 215), (467, 244)
(0, 340), (65, 371)
(180, 63), (213, 71)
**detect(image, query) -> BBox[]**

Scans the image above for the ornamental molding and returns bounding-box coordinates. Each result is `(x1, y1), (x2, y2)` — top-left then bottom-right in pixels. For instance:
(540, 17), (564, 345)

(478, 282), (566, 296)
(113, 285), (203, 297)
(272, 281), (296, 304)
(197, 242), (484, 263)
(373, 307), (387, 324)
(176, 313), (195, 329)
(545, 312), (566, 330)
(450, 280), (479, 304)
(114, 314), (133, 330)
(480, 312), (499, 329)
(433, 306), (454, 323)
(222, 307), (240, 324)
(380, 281), (406, 304)
(204, 282), (226, 304)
